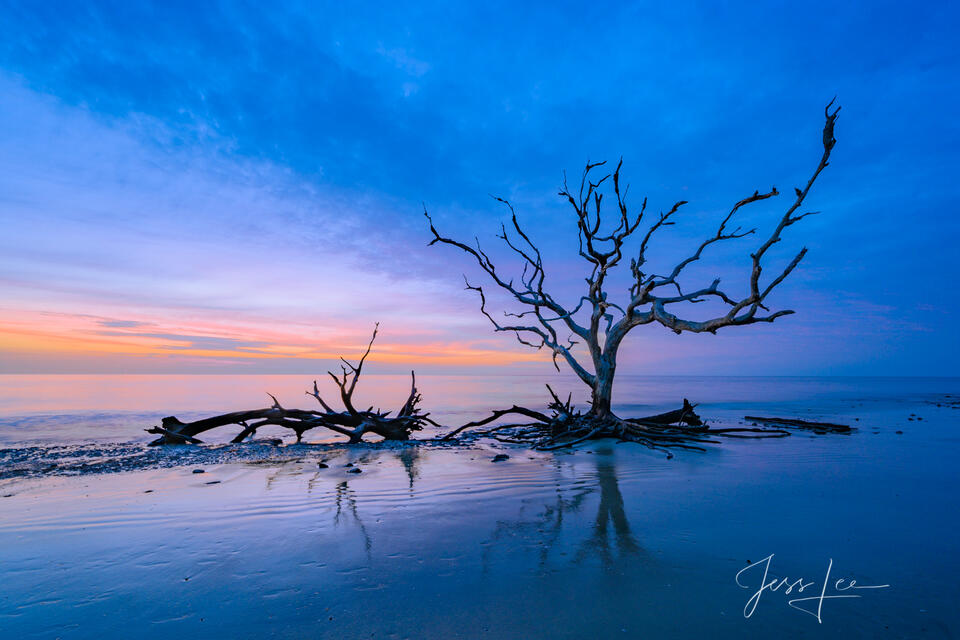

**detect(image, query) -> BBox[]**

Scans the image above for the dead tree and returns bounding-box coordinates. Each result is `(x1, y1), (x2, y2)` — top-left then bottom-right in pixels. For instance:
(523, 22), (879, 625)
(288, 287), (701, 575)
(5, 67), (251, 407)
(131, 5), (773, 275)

(146, 324), (438, 445)
(427, 102), (841, 451)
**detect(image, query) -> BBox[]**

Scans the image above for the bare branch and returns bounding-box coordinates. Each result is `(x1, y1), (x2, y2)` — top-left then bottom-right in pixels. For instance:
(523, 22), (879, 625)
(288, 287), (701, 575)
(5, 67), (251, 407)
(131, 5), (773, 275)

(428, 102), (840, 417)
(148, 326), (433, 445)
(306, 380), (335, 413)
(325, 324), (379, 416)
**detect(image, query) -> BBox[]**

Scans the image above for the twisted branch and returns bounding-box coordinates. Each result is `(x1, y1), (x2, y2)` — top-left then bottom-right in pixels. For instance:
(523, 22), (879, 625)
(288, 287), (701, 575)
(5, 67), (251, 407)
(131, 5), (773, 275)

(146, 325), (434, 445)
(426, 102), (841, 394)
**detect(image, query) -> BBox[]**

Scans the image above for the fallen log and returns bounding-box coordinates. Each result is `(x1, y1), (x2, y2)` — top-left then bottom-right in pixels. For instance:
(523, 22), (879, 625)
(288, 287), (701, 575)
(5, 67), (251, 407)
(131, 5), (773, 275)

(146, 325), (438, 446)
(744, 416), (852, 433)
(624, 398), (702, 426)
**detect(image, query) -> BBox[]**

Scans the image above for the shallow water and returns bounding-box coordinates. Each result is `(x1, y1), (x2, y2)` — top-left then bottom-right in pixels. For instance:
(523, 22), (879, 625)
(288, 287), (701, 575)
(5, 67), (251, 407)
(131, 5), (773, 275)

(0, 375), (958, 638)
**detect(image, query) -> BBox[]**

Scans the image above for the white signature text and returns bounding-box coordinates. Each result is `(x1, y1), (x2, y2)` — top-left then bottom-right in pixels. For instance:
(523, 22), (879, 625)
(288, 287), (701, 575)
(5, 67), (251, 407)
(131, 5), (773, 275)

(735, 554), (889, 623)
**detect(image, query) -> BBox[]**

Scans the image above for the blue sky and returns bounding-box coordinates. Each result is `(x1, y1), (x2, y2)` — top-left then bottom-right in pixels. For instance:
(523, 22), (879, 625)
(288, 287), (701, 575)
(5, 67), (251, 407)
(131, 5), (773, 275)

(0, 1), (957, 375)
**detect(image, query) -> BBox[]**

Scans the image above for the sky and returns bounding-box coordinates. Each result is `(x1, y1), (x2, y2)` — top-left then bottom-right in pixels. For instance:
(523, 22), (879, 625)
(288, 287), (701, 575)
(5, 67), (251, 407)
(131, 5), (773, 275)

(0, 1), (957, 376)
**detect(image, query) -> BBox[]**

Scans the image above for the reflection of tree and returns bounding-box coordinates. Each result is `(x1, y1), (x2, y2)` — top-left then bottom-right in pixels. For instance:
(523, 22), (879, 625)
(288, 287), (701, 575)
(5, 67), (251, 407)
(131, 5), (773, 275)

(483, 455), (642, 571)
(261, 457), (310, 490)
(259, 447), (425, 562)
(483, 463), (594, 570)
(574, 461), (641, 565)
(397, 446), (420, 490)
(259, 454), (372, 556)
(334, 480), (371, 556)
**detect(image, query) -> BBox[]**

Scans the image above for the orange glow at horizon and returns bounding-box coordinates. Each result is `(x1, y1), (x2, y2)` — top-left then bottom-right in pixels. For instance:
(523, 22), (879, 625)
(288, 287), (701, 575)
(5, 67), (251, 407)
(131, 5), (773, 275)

(0, 308), (550, 371)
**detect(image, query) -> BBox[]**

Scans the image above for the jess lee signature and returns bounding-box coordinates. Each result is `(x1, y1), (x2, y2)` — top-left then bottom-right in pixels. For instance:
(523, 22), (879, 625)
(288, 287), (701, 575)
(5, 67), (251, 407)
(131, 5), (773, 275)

(735, 554), (890, 623)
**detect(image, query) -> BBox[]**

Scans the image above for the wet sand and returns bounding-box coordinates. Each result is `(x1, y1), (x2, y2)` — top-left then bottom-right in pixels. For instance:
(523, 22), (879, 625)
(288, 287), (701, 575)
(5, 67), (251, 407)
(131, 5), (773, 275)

(1, 376), (958, 638)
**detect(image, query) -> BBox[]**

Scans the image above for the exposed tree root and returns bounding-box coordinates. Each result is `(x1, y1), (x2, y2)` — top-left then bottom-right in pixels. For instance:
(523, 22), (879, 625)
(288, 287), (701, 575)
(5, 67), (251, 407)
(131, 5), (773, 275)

(440, 386), (795, 458)
(146, 325), (439, 446)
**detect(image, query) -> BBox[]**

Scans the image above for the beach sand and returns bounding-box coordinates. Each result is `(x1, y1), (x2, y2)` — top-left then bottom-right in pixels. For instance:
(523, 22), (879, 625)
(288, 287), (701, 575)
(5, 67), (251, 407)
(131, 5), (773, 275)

(1, 375), (958, 638)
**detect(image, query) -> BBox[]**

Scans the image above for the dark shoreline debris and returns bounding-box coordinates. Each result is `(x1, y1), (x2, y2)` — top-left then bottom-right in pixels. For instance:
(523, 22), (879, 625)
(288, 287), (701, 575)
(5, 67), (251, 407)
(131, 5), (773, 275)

(744, 416), (852, 433)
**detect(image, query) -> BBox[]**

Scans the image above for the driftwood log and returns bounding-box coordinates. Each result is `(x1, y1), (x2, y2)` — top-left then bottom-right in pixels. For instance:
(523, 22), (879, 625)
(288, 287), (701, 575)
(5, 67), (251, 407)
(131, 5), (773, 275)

(146, 325), (438, 445)
(744, 416), (852, 433)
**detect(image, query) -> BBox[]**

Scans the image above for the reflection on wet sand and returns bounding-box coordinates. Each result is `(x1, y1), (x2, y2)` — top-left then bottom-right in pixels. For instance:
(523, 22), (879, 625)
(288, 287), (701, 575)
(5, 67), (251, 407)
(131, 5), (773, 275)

(334, 480), (371, 554)
(397, 446), (420, 489)
(263, 445), (645, 573)
(481, 457), (594, 571)
(481, 453), (644, 571)
(1, 376), (952, 638)
(259, 446), (420, 557)
(575, 458), (642, 564)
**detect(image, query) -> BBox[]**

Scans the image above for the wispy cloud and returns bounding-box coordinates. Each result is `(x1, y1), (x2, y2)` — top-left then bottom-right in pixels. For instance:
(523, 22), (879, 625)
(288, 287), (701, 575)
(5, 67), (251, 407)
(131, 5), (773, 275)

(95, 331), (272, 352)
(98, 320), (149, 328)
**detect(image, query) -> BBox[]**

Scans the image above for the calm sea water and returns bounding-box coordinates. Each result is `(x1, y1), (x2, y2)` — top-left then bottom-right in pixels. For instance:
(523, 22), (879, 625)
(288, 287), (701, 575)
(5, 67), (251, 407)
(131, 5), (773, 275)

(0, 375), (958, 638)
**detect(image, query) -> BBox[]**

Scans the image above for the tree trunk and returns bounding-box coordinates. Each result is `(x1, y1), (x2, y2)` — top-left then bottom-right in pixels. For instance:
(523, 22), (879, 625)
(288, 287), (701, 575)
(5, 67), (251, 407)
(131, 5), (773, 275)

(590, 356), (616, 419)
